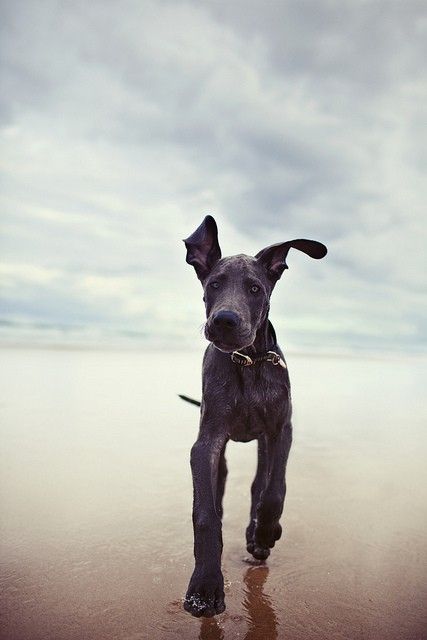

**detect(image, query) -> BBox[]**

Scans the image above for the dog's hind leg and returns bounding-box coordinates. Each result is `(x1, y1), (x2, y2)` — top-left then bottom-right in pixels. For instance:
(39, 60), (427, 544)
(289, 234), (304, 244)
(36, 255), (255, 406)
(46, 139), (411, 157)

(248, 426), (292, 560)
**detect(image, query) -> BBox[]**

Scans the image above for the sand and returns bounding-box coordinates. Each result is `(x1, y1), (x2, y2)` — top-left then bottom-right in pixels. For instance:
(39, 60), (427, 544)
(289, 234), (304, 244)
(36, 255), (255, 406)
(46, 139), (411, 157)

(1, 347), (426, 639)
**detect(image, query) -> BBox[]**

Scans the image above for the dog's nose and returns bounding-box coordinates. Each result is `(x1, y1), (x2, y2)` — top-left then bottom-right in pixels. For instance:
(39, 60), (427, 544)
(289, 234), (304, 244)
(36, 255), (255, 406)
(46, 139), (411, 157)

(212, 310), (239, 330)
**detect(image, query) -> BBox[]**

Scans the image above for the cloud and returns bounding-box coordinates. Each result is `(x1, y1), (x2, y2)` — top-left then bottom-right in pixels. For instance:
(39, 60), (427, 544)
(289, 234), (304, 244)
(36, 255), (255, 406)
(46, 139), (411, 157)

(0, 0), (426, 351)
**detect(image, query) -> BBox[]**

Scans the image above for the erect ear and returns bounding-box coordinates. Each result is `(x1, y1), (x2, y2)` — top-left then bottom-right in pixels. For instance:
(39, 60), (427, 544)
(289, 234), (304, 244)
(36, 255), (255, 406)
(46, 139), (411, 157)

(256, 239), (327, 281)
(183, 215), (222, 281)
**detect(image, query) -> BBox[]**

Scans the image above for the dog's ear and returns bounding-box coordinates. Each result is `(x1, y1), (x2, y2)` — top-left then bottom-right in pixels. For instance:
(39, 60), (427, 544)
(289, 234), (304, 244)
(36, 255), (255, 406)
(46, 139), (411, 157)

(184, 215), (222, 281)
(256, 239), (327, 280)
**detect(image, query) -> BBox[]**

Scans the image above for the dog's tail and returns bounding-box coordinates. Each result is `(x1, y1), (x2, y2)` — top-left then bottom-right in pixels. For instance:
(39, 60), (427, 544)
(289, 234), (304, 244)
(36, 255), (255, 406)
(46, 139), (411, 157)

(178, 394), (201, 407)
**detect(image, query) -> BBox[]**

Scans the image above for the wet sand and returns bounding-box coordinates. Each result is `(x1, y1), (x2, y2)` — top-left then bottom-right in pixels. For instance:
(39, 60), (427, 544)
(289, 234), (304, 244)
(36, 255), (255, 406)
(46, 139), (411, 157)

(1, 347), (426, 640)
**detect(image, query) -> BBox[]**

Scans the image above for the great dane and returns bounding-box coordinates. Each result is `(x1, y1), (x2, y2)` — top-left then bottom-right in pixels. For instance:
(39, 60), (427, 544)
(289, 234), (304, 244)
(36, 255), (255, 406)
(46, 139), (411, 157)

(182, 215), (327, 617)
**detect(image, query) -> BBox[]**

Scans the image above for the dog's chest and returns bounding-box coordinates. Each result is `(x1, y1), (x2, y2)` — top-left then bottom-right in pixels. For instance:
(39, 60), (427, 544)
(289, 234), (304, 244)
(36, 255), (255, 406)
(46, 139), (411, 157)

(225, 372), (290, 442)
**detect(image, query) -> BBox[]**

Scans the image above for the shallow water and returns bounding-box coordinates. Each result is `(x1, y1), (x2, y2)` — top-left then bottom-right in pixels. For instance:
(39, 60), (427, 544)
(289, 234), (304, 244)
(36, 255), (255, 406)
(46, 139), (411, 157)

(1, 347), (426, 639)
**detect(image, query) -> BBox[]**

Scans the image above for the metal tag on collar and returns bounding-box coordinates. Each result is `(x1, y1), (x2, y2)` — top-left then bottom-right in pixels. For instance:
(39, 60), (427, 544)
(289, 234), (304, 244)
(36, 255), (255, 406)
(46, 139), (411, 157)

(231, 351), (253, 366)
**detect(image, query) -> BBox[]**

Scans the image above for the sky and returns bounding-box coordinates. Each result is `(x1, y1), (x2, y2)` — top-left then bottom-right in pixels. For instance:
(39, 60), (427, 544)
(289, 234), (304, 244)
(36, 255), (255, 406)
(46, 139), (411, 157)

(0, 0), (426, 352)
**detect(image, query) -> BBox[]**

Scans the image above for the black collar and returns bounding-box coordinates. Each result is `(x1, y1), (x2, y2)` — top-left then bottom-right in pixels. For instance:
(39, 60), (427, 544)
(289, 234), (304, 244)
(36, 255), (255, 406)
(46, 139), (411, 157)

(230, 350), (286, 368)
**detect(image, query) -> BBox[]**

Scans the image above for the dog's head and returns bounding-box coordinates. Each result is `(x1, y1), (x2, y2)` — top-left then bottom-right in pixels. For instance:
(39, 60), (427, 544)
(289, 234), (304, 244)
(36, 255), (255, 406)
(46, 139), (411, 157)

(184, 215), (327, 353)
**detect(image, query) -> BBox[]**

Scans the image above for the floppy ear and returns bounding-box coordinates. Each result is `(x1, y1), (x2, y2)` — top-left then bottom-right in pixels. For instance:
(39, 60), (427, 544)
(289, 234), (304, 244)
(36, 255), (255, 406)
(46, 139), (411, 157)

(183, 215), (222, 281)
(256, 239), (327, 280)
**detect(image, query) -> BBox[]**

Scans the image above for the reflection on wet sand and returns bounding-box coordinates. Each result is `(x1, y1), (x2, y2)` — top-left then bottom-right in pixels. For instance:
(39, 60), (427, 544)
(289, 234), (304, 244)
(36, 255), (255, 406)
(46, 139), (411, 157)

(243, 565), (278, 640)
(199, 565), (277, 640)
(199, 617), (224, 640)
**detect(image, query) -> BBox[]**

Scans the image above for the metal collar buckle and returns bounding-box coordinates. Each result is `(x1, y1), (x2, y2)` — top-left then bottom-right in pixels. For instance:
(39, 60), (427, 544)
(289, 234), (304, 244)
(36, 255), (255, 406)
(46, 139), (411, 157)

(231, 351), (253, 366)
(265, 351), (281, 365)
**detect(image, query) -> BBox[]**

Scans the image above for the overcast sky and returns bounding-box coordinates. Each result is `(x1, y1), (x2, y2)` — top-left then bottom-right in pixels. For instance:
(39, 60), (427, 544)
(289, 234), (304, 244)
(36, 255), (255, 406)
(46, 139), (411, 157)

(1, 0), (426, 352)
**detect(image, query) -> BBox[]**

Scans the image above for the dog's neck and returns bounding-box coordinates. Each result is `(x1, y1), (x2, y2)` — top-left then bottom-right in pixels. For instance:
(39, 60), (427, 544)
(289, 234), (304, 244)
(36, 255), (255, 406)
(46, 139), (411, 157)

(243, 318), (277, 357)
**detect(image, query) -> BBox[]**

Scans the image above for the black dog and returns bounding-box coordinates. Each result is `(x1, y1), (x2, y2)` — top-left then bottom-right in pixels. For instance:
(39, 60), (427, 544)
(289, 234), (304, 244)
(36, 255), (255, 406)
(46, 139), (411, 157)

(182, 215), (327, 617)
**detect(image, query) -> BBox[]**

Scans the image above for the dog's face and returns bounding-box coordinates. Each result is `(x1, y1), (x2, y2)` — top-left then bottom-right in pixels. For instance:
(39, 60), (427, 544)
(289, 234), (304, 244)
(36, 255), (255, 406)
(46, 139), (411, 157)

(202, 255), (273, 352)
(184, 216), (327, 353)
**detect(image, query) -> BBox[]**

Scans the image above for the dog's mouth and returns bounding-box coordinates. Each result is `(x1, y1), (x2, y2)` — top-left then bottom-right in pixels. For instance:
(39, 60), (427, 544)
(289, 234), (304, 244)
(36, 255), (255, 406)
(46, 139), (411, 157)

(204, 322), (254, 353)
(212, 340), (244, 353)
(209, 336), (255, 353)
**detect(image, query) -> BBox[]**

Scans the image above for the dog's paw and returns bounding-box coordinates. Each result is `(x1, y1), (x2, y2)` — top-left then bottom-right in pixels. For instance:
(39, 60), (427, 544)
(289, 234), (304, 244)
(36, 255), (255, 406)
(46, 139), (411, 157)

(246, 542), (270, 560)
(184, 569), (225, 618)
(247, 522), (282, 560)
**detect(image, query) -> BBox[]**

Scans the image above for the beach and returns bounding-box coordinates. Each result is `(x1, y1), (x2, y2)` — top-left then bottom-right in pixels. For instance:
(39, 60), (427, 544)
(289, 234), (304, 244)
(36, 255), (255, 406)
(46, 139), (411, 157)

(1, 347), (426, 640)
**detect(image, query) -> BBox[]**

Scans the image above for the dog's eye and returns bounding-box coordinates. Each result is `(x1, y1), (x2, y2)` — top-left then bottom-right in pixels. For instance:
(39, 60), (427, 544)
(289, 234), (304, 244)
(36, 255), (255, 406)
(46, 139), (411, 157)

(210, 281), (220, 289)
(250, 284), (260, 294)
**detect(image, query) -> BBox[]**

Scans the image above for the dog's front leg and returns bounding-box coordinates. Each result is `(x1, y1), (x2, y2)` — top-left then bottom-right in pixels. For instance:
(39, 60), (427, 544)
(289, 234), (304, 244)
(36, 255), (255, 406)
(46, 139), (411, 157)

(255, 425), (292, 559)
(184, 432), (227, 617)
(246, 436), (268, 555)
(215, 443), (227, 519)
(247, 426), (293, 560)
